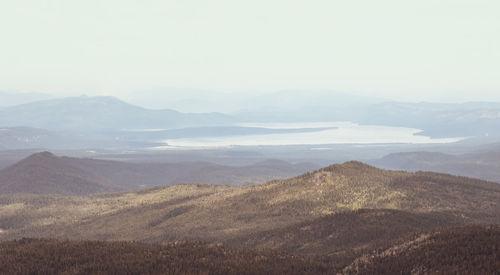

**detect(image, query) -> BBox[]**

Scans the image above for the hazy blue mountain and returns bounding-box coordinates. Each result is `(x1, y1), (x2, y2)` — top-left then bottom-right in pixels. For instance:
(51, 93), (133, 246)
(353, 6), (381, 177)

(0, 96), (234, 131)
(3, 93), (500, 141)
(120, 87), (251, 113)
(119, 88), (384, 114)
(356, 102), (500, 138)
(371, 150), (500, 183)
(236, 96), (500, 138)
(235, 90), (383, 122)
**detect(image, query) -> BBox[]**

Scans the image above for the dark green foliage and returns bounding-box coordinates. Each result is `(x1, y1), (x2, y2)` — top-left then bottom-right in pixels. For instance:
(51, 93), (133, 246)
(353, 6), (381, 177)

(349, 225), (500, 274)
(228, 209), (464, 270)
(231, 209), (463, 254)
(0, 239), (336, 275)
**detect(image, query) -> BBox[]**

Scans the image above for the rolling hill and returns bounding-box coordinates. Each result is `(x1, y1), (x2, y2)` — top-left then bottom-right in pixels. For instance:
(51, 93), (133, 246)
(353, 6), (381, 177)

(0, 152), (319, 195)
(227, 209), (463, 257)
(344, 225), (500, 274)
(1, 161), (498, 242)
(0, 152), (121, 195)
(0, 161), (499, 272)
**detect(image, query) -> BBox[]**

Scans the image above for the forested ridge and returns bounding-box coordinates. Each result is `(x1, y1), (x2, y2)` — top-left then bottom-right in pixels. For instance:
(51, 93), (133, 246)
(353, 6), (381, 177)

(345, 225), (500, 274)
(0, 161), (499, 273)
(1, 225), (498, 274)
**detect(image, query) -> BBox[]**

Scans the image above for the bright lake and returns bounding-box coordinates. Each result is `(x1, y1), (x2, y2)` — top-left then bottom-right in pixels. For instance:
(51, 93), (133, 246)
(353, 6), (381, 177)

(157, 122), (464, 149)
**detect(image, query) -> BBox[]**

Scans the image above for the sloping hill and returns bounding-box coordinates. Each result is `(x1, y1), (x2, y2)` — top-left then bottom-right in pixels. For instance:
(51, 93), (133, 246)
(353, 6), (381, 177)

(0, 161), (499, 274)
(1, 226), (498, 274)
(343, 225), (500, 274)
(228, 209), (463, 257)
(0, 152), (120, 195)
(0, 152), (318, 195)
(225, 208), (465, 270)
(1, 161), (498, 244)
(218, 161), (499, 224)
(0, 149), (41, 170)
(64, 156), (319, 188)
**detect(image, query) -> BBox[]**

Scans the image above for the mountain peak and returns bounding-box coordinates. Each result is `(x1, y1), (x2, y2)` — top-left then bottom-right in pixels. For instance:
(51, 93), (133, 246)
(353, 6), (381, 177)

(24, 151), (58, 162)
(9, 151), (65, 171)
(0, 151), (117, 195)
(31, 151), (56, 158)
(320, 160), (377, 173)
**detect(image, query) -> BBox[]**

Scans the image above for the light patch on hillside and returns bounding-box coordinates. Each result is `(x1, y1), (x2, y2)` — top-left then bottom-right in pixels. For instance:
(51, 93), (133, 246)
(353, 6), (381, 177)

(0, 203), (25, 215)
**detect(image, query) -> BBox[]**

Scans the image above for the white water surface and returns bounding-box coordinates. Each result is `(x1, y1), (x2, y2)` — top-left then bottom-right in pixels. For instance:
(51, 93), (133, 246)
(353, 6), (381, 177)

(156, 122), (464, 149)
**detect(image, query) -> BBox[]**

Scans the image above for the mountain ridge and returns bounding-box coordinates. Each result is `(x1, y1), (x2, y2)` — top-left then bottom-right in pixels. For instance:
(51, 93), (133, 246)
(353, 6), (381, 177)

(2, 159), (497, 242)
(371, 150), (500, 183)
(0, 160), (498, 272)
(0, 152), (319, 195)
(0, 96), (234, 131)
(0, 152), (121, 195)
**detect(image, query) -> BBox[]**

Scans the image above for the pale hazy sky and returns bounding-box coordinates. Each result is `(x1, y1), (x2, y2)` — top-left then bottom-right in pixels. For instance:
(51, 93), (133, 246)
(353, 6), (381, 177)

(1, 0), (499, 102)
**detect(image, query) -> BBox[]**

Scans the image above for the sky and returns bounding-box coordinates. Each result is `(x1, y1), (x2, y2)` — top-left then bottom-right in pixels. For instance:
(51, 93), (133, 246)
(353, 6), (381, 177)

(0, 0), (499, 103)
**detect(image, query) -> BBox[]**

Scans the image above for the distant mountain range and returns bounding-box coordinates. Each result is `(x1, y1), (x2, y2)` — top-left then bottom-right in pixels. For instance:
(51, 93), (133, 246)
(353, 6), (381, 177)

(355, 101), (500, 138)
(0, 152), (319, 195)
(0, 95), (233, 131)
(1, 93), (500, 141)
(237, 100), (500, 138)
(371, 150), (500, 183)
